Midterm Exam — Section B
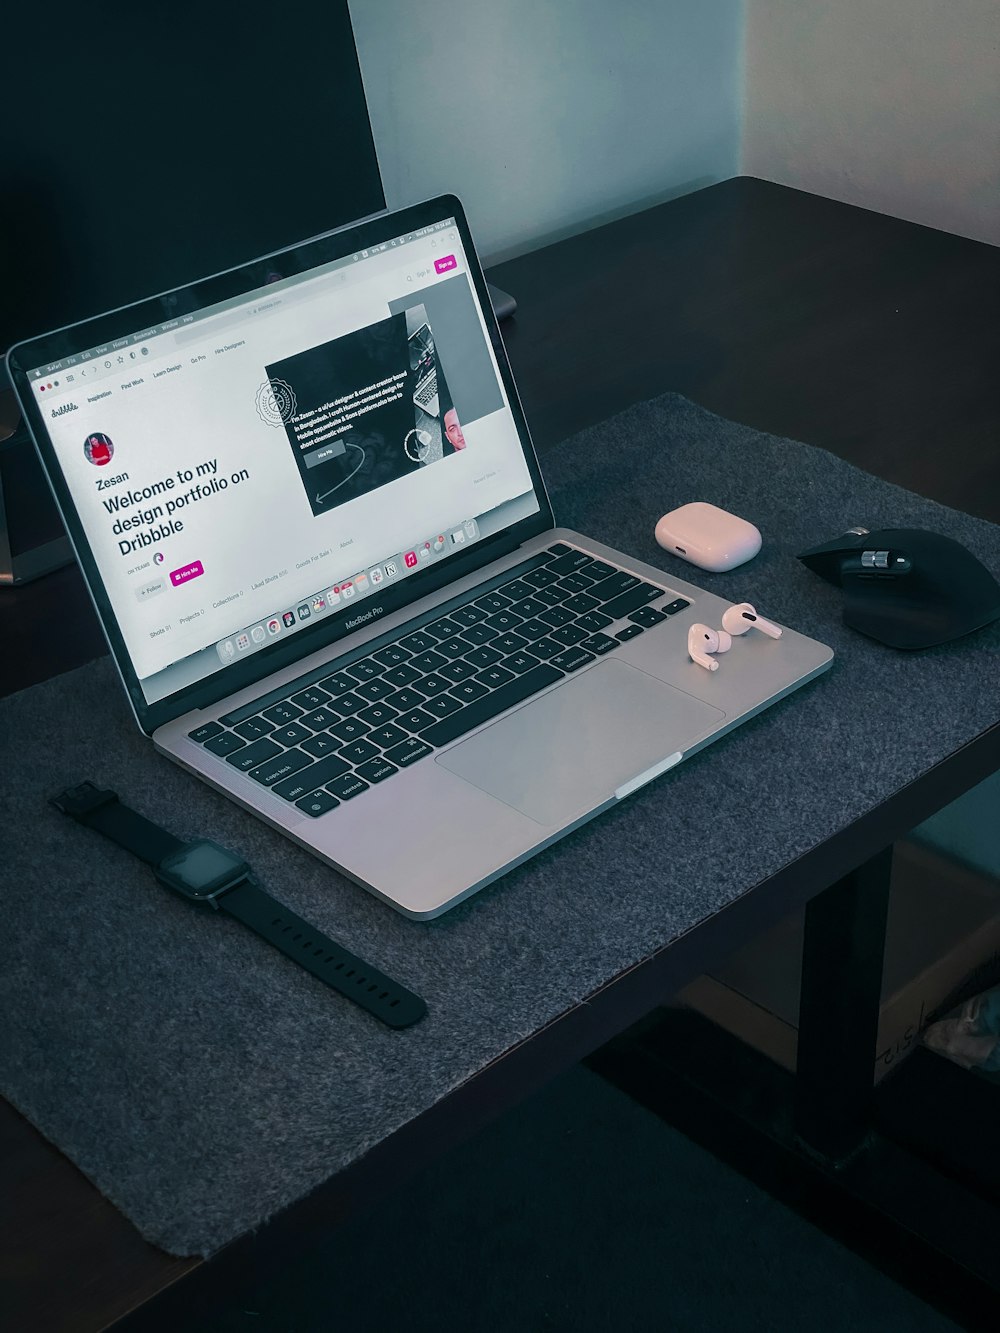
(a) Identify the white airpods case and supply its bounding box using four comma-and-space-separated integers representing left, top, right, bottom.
654, 502, 762, 572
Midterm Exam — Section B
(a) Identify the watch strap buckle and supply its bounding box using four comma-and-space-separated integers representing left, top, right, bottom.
51, 781, 119, 819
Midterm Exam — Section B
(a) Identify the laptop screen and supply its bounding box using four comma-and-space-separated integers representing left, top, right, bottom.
11, 201, 546, 721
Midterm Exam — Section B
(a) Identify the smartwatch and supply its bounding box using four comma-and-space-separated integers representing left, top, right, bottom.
51, 782, 426, 1029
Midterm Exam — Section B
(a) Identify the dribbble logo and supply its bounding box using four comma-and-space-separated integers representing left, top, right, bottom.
51, 401, 79, 417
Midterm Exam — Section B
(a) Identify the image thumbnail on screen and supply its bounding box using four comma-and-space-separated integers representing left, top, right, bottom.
262, 305, 462, 518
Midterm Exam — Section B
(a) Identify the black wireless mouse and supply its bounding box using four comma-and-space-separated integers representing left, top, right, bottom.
797, 527, 1000, 649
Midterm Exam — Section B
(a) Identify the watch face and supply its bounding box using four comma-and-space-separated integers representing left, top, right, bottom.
157, 840, 250, 899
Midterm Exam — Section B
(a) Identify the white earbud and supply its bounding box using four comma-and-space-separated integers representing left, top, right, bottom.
688, 623, 732, 671
720, 602, 783, 639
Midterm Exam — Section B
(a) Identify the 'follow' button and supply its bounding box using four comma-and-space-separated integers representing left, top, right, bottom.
170, 560, 204, 587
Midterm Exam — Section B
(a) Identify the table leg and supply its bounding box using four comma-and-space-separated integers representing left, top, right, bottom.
794, 845, 893, 1166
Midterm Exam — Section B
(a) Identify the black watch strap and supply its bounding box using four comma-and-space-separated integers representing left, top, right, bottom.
52, 782, 426, 1029
54, 782, 187, 865
220, 880, 426, 1028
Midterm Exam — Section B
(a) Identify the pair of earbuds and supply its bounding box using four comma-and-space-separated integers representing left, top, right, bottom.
688, 602, 782, 671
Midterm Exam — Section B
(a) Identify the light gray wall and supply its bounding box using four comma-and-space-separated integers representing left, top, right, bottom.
353, 1, 999, 259
349, 0, 744, 263
744, 0, 1000, 246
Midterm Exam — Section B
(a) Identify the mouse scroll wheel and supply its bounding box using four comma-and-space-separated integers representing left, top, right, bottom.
861, 550, 891, 569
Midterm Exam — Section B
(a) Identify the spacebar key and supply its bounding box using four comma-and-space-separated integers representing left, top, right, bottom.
420, 664, 563, 747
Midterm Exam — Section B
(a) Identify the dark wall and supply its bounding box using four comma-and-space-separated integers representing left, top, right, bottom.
1, 1, 384, 353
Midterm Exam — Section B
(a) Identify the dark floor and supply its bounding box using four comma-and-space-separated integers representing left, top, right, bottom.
184, 1064, 960, 1333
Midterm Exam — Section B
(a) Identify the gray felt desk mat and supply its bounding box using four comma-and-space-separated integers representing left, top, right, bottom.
2, 394, 999, 1257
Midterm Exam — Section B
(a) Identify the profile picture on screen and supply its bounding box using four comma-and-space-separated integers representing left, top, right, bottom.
84, 433, 114, 466
439, 385, 466, 451
444, 410, 465, 449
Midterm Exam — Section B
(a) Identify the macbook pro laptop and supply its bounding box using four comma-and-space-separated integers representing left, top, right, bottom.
408, 321, 440, 419
8, 195, 833, 919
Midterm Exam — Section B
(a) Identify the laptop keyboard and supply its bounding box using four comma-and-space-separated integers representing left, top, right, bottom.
413, 374, 438, 411
187, 544, 690, 818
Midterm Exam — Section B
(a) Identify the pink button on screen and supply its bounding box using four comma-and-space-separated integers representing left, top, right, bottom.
170, 560, 204, 586
434, 254, 457, 274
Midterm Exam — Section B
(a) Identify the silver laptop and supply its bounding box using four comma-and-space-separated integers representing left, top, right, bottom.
408, 321, 440, 419
8, 195, 833, 919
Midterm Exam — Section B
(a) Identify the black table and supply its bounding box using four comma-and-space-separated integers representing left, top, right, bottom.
3, 177, 1000, 1331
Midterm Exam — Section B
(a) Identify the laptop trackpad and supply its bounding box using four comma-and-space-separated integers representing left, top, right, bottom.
436, 659, 725, 827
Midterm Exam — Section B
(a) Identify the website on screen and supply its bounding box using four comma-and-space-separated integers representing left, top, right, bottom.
33, 224, 539, 699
